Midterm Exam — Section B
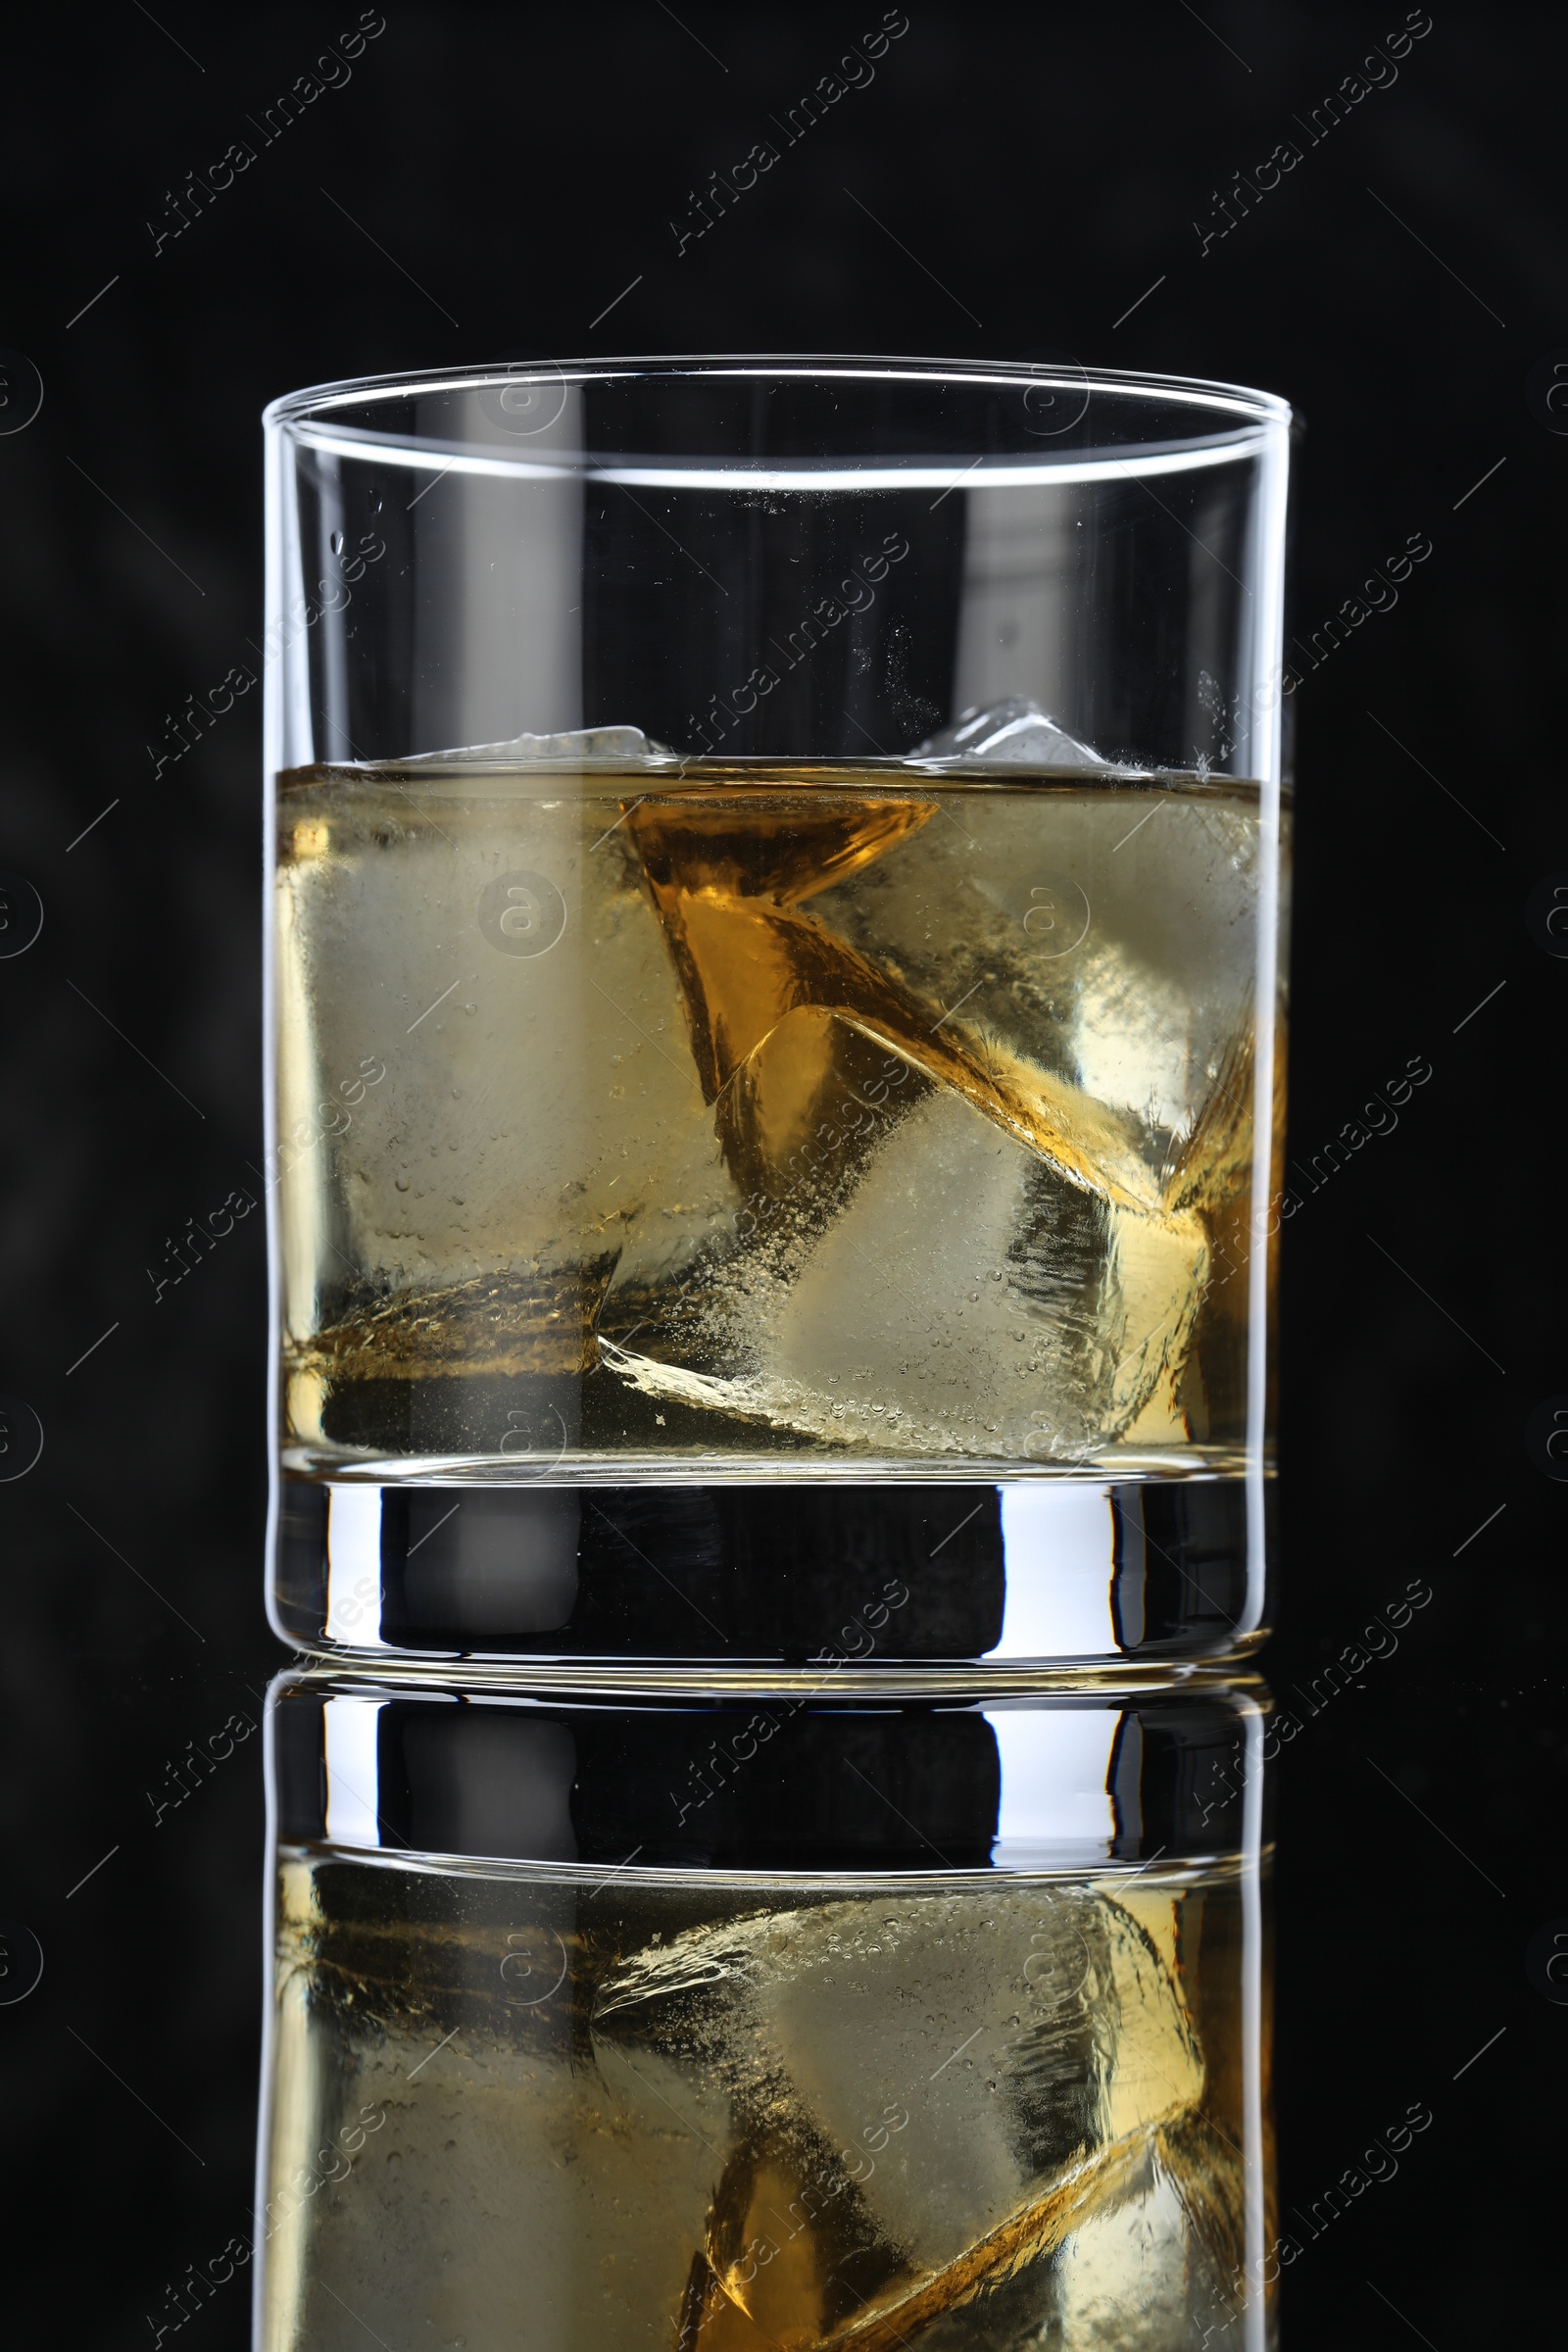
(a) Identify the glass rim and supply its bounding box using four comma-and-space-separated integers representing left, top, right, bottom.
263, 351, 1292, 434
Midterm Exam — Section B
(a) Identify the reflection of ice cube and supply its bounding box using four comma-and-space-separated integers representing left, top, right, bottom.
914, 697, 1104, 769
592, 1883, 1207, 2346
1047, 2158, 1201, 2351
944, 2132, 1236, 2352
394, 721, 670, 765
279, 1931, 724, 2351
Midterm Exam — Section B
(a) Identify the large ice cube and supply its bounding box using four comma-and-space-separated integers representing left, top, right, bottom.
598, 1016, 1207, 1460
591, 1883, 1209, 2350
276, 761, 725, 1355
802, 774, 1261, 1170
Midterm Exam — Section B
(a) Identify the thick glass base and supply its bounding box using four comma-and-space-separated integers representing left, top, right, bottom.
269, 1473, 1270, 1671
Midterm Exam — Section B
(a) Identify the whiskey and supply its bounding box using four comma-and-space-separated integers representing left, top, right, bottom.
257, 1847, 1271, 2350
273, 760, 1282, 1476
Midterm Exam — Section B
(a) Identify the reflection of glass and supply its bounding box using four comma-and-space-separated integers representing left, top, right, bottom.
255, 1675, 1275, 2349
263, 363, 1291, 1659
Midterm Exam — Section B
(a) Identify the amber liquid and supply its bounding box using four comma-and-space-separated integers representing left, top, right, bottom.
272, 762, 1283, 1476
258, 1850, 1273, 2350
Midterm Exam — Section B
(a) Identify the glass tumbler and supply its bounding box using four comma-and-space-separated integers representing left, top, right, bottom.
263, 358, 1292, 1662
254, 1670, 1276, 2352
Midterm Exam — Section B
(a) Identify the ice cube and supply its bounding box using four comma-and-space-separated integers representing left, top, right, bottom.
913, 697, 1106, 770
276, 750, 740, 1410
394, 722, 672, 765
761, 1070, 1206, 1459
799, 775, 1262, 1171
599, 1026, 1207, 1460
1015, 2131, 1238, 2352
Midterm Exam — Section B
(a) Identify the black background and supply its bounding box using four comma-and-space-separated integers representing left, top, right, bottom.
1, 3, 1562, 2342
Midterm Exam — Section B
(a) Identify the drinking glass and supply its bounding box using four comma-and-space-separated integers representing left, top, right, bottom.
254, 1670, 1276, 2351
263, 359, 1292, 1662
